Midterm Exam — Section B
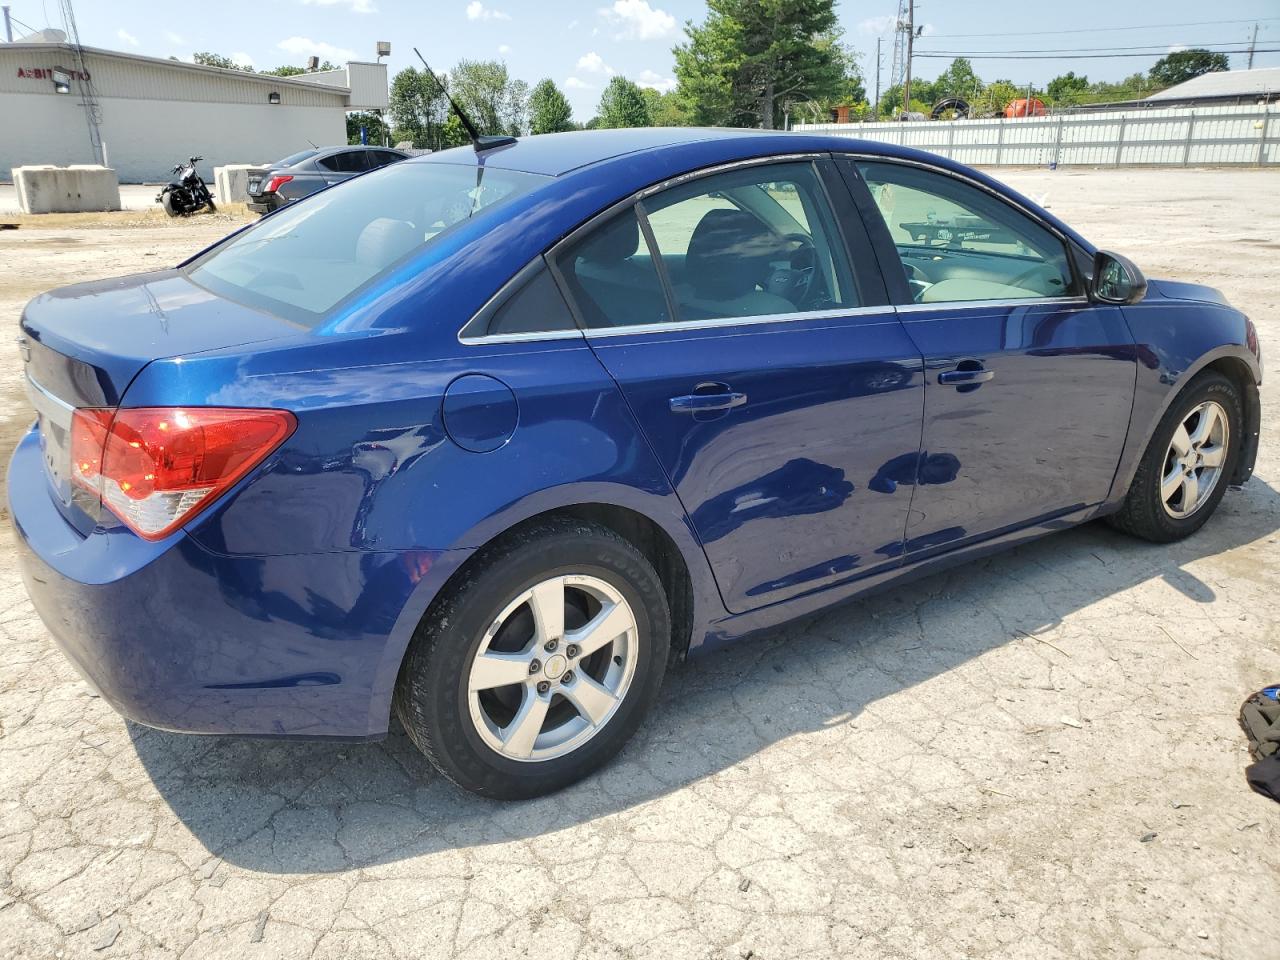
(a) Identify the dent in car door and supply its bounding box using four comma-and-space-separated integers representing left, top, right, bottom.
554, 158, 926, 613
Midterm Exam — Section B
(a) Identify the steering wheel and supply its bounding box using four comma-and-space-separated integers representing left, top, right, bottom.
770, 232, 819, 306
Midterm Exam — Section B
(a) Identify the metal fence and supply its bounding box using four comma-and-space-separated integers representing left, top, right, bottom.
793, 103, 1280, 167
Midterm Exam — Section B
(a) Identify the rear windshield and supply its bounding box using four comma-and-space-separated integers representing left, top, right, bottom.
188, 162, 547, 324
274, 149, 318, 167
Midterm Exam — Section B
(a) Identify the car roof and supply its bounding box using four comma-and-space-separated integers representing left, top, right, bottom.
405, 126, 1091, 254
414, 127, 799, 177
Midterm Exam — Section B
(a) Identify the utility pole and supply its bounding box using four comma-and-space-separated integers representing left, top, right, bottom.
1247, 22, 1259, 70
3, 6, 13, 43
903, 0, 915, 120
874, 36, 882, 120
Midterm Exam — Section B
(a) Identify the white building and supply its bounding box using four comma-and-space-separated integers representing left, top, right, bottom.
0, 42, 388, 182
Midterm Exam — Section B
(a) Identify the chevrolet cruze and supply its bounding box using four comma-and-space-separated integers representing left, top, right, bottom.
11, 129, 1261, 798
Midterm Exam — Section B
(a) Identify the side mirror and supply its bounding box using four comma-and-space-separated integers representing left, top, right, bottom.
1089, 250, 1147, 305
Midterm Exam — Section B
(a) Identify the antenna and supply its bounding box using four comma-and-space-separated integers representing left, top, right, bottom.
412, 47, 517, 152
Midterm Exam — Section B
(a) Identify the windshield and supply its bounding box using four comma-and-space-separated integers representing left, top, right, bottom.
274, 149, 319, 168
188, 162, 548, 324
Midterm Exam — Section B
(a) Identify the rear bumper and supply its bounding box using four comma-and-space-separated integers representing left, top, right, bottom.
247, 195, 284, 215
9, 426, 454, 739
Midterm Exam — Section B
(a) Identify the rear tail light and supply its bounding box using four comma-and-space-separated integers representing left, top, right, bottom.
263, 174, 293, 194
70, 407, 296, 540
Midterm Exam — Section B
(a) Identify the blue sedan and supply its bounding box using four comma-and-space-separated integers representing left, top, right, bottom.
10, 128, 1262, 798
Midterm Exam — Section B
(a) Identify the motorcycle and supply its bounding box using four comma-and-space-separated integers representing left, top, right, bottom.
156, 157, 217, 216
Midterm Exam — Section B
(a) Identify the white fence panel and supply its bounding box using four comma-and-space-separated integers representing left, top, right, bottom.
794, 103, 1277, 167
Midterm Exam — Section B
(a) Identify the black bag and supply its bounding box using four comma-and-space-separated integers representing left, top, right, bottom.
1239, 686, 1280, 803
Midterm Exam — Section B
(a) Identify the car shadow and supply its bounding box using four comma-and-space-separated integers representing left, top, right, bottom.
129, 477, 1280, 874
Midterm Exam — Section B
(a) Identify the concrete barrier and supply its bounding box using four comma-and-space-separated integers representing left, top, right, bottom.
13, 165, 122, 214
213, 164, 268, 205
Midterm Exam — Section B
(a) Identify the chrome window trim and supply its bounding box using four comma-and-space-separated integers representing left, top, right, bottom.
457, 255, 585, 346
460, 327, 585, 346
896, 295, 1090, 315
581, 304, 895, 339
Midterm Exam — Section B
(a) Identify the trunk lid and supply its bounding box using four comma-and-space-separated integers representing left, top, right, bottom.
20, 269, 304, 530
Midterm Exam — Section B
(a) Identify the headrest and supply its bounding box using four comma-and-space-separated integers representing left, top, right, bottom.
580, 214, 640, 265
355, 217, 420, 268
685, 209, 778, 299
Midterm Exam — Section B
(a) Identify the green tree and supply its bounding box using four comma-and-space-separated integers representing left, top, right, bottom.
528, 79, 575, 134
673, 0, 845, 129
982, 79, 1022, 115
263, 61, 339, 77
932, 57, 980, 102
1149, 48, 1229, 88
450, 59, 529, 137
193, 52, 253, 72
1047, 70, 1090, 105
641, 87, 693, 126
388, 66, 450, 149
346, 111, 389, 145
597, 76, 653, 128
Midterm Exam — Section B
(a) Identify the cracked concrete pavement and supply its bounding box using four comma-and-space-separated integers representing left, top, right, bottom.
0, 168, 1277, 959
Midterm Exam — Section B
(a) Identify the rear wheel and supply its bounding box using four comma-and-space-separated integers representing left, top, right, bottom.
1107, 371, 1242, 542
393, 519, 670, 799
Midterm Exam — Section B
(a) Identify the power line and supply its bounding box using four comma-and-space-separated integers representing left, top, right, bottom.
915, 48, 1280, 60
924, 17, 1280, 39
919, 40, 1271, 55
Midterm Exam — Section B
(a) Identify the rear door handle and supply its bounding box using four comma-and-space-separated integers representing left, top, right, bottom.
669, 390, 747, 413
938, 361, 995, 386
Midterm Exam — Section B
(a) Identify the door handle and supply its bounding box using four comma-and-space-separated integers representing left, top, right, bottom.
938, 361, 995, 386
669, 390, 747, 413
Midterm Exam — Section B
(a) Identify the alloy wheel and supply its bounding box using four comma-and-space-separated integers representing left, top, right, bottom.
466, 574, 639, 762
1160, 399, 1229, 520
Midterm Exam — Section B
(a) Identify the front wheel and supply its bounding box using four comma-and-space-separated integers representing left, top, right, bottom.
394, 519, 671, 799
204, 197, 217, 213
1107, 370, 1242, 542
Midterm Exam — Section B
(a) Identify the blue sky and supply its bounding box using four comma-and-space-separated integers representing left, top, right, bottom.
12, 0, 1280, 119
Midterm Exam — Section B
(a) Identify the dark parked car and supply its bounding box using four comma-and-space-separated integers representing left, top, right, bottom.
12, 129, 1262, 799
246, 145, 409, 213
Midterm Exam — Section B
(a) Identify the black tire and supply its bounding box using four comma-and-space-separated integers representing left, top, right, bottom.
160, 192, 181, 217
205, 198, 217, 214
393, 518, 671, 799
1106, 371, 1242, 542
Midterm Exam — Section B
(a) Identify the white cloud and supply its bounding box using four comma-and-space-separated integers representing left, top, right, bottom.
635, 69, 676, 93
565, 76, 592, 90
230, 52, 255, 70
116, 28, 139, 47
599, 0, 675, 40
276, 36, 357, 62
1168, 43, 1188, 53
498, 44, 511, 54
466, 1, 510, 20
858, 15, 896, 34
576, 51, 615, 75
568, 18, 580, 29
300, 0, 376, 11
164, 30, 185, 45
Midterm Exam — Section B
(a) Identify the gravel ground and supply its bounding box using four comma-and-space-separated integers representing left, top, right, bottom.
0, 168, 1277, 960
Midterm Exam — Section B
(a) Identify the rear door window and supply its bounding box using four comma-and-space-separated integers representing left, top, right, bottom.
641, 161, 859, 321
553, 208, 672, 329
318, 151, 370, 174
